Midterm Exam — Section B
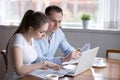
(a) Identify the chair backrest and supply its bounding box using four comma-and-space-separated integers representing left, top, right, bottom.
1, 50, 8, 72
106, 49, 120, 60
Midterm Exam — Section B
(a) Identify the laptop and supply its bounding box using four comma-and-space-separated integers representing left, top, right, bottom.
63, 47, 100, 76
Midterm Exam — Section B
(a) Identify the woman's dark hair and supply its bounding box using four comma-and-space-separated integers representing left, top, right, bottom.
45, 5, 63, 16
14, 9, 48, 34
6, 10, 48, 53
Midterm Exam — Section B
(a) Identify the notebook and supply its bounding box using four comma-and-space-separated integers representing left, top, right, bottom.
63, 47, 100, 76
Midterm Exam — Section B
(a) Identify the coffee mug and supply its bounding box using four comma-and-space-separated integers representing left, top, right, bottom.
46, 74, 59, 80
95, 58, 104, 65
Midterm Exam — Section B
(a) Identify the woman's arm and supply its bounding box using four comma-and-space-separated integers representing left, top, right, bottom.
12, 46, 60, 76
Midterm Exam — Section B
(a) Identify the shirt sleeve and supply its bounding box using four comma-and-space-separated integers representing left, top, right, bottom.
11, 34, 24, 49
58, 29, 75, 56
33, 40, 62, 65
59, 39, 75, 56
35, 56, 62, 65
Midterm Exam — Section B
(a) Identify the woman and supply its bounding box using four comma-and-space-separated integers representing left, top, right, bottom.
5, 10, 60, 80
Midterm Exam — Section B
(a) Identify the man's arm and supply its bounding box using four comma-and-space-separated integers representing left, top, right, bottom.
58, 29, 81, 60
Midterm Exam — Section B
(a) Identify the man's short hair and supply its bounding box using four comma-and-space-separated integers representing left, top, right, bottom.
45, 5, 63, 16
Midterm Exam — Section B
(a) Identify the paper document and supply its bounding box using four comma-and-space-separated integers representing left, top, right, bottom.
80, 43, 90, 52
30, 68, 71, 79
62, 43, 90, 65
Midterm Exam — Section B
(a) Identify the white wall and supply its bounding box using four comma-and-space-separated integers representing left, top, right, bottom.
61, 28, 120, 57
0, 26, 120, 79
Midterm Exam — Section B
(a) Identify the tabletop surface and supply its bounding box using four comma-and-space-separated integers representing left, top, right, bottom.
18, 58, 120, 80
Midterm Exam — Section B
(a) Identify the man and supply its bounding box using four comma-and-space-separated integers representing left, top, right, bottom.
34, 5, 81, 65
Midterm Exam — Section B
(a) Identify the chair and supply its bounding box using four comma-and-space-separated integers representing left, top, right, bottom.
1, 50, 8, 72
106, 49, 120, 59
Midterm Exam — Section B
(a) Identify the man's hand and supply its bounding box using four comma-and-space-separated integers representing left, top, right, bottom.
61, 49, 81, 63
71, 49, 81, 59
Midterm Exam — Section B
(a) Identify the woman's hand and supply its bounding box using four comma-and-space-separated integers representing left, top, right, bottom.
39, 62, 48, 70
45, 61, 60, 71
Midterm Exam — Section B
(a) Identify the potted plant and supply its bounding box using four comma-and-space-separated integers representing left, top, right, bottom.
81, 13, 91, 29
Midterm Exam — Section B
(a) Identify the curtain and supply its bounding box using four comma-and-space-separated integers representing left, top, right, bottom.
97, 0, 120, 30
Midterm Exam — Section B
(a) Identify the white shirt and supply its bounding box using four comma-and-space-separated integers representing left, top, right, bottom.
6, 33, 38, 80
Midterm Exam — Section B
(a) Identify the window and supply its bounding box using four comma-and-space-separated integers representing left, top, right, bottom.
0, 0, 98, 27
0, 0, 119, 30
